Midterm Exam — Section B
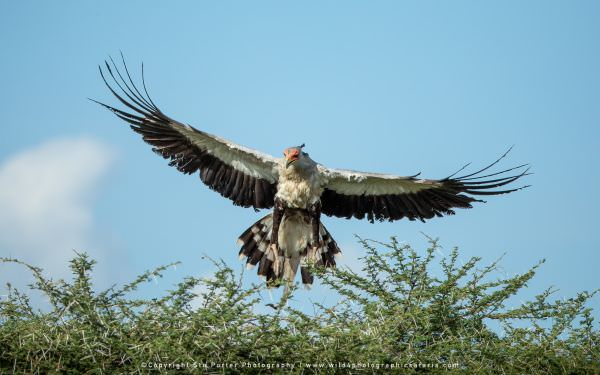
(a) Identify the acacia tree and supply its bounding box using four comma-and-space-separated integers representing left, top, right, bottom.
1, 237, 598, 374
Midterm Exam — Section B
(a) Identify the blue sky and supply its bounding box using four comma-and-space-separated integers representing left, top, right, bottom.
1, 2, 598, 316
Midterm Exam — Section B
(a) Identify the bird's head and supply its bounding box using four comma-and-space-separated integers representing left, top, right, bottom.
283, 143, 311, 169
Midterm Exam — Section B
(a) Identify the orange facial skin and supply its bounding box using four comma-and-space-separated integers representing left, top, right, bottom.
284, 148, 300, 168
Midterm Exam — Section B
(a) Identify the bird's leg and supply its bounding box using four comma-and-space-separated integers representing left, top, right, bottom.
269, 199, 286, 277
307, 202, 322, 265
269, 243, 285, 277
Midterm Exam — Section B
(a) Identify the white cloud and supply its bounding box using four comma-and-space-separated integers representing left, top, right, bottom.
0, 137, 114, 282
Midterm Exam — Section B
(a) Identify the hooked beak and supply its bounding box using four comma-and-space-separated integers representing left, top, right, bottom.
285, 157, 298, 168
284, 147, 301, 168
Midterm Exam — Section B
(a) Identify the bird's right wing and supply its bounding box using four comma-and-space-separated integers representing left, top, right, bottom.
93, 57, 280, 209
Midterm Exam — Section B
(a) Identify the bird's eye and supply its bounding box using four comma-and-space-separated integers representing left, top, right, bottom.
303, 152, 309, 156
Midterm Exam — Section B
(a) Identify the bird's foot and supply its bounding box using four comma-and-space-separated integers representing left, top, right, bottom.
269, 244, 284, 277
307, 245, 321, 265
267, 243, 278, 262
273, 256, 284, 277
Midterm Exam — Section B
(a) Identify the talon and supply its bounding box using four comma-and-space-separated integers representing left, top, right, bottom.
267, 243, 278, 262
273, 255, 284, 277
269, 243, 284, 276
307, 245, 320, 264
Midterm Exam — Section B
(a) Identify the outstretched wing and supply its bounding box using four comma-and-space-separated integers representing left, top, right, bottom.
318, 149, 530, 222
93, 57, 279, 209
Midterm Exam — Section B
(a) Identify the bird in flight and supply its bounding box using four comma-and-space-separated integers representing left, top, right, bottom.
93, 57, 529, 289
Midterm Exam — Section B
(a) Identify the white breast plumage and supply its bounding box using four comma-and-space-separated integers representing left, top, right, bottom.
276, 168, 323, 208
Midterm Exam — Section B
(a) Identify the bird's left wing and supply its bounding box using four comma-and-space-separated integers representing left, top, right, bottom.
318, 151, 529, 222
93, 58, 279, 209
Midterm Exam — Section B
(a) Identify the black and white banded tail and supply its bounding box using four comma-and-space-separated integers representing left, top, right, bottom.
237, 214, 341, 287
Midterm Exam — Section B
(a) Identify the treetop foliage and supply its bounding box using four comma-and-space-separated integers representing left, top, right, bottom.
1, 237, 598, 374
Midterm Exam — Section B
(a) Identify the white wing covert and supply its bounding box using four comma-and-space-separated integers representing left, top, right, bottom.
318, 153, 529, 222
